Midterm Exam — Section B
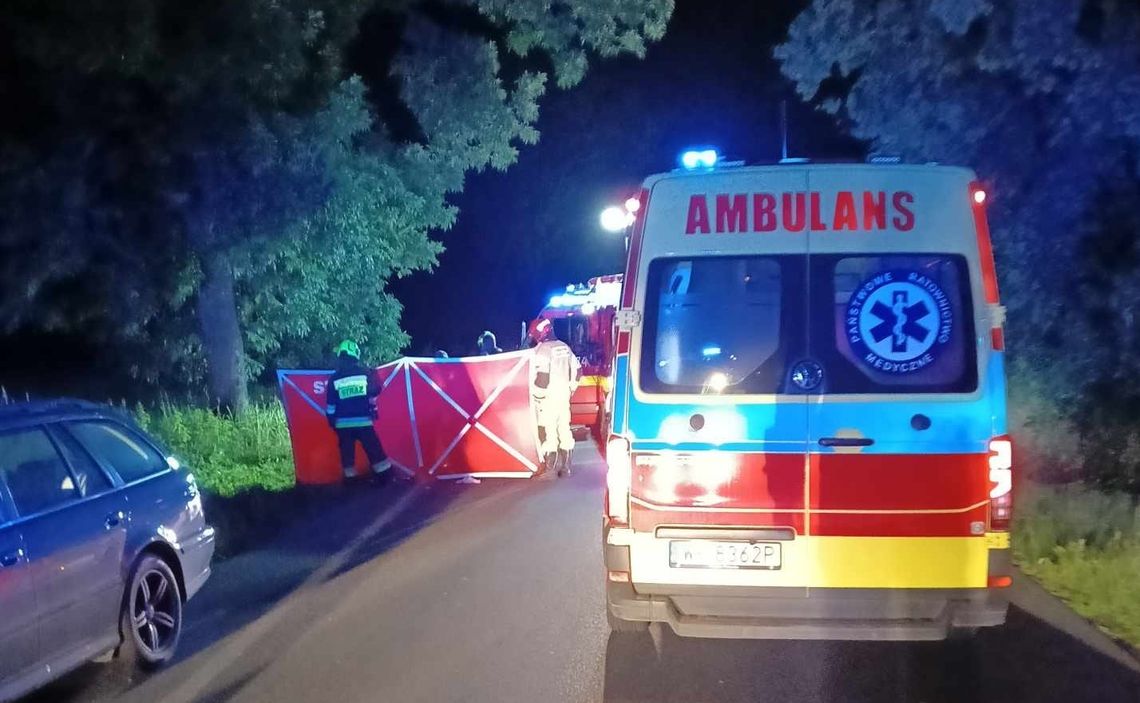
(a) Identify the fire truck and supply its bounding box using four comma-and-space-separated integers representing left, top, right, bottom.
529, 274, 622, 441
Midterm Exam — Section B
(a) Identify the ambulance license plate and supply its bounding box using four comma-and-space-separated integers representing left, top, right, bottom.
669, 540, 782, 570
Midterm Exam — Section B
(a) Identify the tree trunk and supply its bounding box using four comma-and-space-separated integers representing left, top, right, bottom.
197, 249, 248, 414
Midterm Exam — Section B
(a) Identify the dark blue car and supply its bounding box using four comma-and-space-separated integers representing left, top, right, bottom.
0, 400, 215, 701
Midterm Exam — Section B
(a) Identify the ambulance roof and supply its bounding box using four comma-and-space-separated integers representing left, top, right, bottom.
641, 162, 975, 189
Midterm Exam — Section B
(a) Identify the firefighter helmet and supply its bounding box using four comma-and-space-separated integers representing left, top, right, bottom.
335, 339, 361, 359
528, 318, 553, 343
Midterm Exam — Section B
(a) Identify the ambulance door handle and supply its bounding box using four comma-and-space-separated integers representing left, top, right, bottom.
818, 437, 874, 448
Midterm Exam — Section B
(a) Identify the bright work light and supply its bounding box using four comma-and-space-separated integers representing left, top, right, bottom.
600, 205, 631, 232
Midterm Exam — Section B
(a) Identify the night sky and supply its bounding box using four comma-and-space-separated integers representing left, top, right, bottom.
390, 0, 862, 357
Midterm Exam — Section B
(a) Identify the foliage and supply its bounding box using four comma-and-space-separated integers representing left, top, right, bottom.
1027, 543, 1140, 648
775, 0, 1140, 493
0, 0, 673, 407
464, 0, 672, 88
135, 401, 295, 497
1014, 483, 1139, 563
1015, 483, 1140, 647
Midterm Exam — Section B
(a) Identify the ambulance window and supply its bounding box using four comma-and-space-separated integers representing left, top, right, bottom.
642, 256, 796, 393
817, 254, 977, 393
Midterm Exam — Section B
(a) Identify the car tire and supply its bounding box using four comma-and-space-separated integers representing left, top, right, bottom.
607, 608, 650, 634
118, 554, 183, 669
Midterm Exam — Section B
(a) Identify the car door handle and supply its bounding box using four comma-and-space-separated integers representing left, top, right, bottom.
818, 437, 874, 447
105, 511, 125, 529
0, 549, 24, 567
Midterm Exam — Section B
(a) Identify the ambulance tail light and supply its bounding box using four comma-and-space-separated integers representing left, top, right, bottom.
605, 437, 631, 527
988, 435, 1013, 531
969, 180, 1005, 350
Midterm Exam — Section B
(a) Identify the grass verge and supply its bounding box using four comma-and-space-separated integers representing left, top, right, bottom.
135, 402, 295, 497
135, 401, 304, 557
1015, 483, 1140, 650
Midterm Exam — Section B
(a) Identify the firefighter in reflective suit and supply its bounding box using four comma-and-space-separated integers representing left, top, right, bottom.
326, 339, 392, 480
528, 318, 581, 477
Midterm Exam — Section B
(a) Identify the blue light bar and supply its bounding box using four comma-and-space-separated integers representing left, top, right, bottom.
681, 148, 719, 170
702, 345, 722, 357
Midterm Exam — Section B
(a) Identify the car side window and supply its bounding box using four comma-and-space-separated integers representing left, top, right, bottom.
51, 429, 114, 497
0, 428, 80, 516
69, 421, 166, 484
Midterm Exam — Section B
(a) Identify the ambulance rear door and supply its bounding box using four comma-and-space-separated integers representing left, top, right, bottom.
627, 167, 812, 548
801, 166, 991, 588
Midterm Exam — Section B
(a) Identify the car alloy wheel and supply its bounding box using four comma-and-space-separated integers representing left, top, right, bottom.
123, 555, 182, 667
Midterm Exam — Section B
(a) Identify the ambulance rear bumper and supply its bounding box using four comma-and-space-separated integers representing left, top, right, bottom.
604, 540, 1008, 641
607, 580, 1006, 640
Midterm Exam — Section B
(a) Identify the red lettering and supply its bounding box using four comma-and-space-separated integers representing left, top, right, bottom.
863, 191, 887, 229
753, 193, 777, 232
685, 195, 710, 234
782, 193, 805, 232
892, 191, 915, 231
715, 194, 748, 233
832, 191, 858, 230
810, 192, 827, 230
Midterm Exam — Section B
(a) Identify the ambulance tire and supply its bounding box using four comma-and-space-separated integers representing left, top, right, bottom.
607, 609, 650, 634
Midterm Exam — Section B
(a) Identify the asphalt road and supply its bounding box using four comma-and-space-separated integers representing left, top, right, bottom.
27, 443, 1140, 703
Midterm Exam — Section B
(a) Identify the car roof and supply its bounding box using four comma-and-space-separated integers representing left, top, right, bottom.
0, 398, 132, 431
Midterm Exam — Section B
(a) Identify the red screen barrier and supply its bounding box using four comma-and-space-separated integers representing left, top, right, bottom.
278, 351, 540, 484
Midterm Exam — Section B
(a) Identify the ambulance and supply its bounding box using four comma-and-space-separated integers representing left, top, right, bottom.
602, 156, 1012, 640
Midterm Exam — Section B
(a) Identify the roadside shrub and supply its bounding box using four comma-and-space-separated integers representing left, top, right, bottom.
1015, 483, 1140, 648
1028, 538, 1140, 647
136, 402, 295, 497
1014, 483, 1140, 565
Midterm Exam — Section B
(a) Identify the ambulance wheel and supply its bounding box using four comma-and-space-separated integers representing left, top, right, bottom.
607, 609, 650, 634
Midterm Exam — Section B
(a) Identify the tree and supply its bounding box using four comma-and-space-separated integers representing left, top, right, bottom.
0, 0, 673, 410
775, 0, 1140, 487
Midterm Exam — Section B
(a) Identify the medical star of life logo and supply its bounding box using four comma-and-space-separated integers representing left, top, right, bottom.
845, 270, 954, 375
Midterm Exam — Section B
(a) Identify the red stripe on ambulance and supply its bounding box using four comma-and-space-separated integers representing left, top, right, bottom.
810, 453, 989, 512
810, 506, 989, 537
632, 507, 807, 534
628, 451, 989, 538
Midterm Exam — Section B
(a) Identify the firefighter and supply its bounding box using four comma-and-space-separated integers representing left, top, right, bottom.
528, 318, 580, 477
477, 330, 502, 355
326, 339, 392, 480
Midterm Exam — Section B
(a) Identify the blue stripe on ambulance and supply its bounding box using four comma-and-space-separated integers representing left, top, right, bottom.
619, 352, 1006, 454
612, 354, 629, 436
